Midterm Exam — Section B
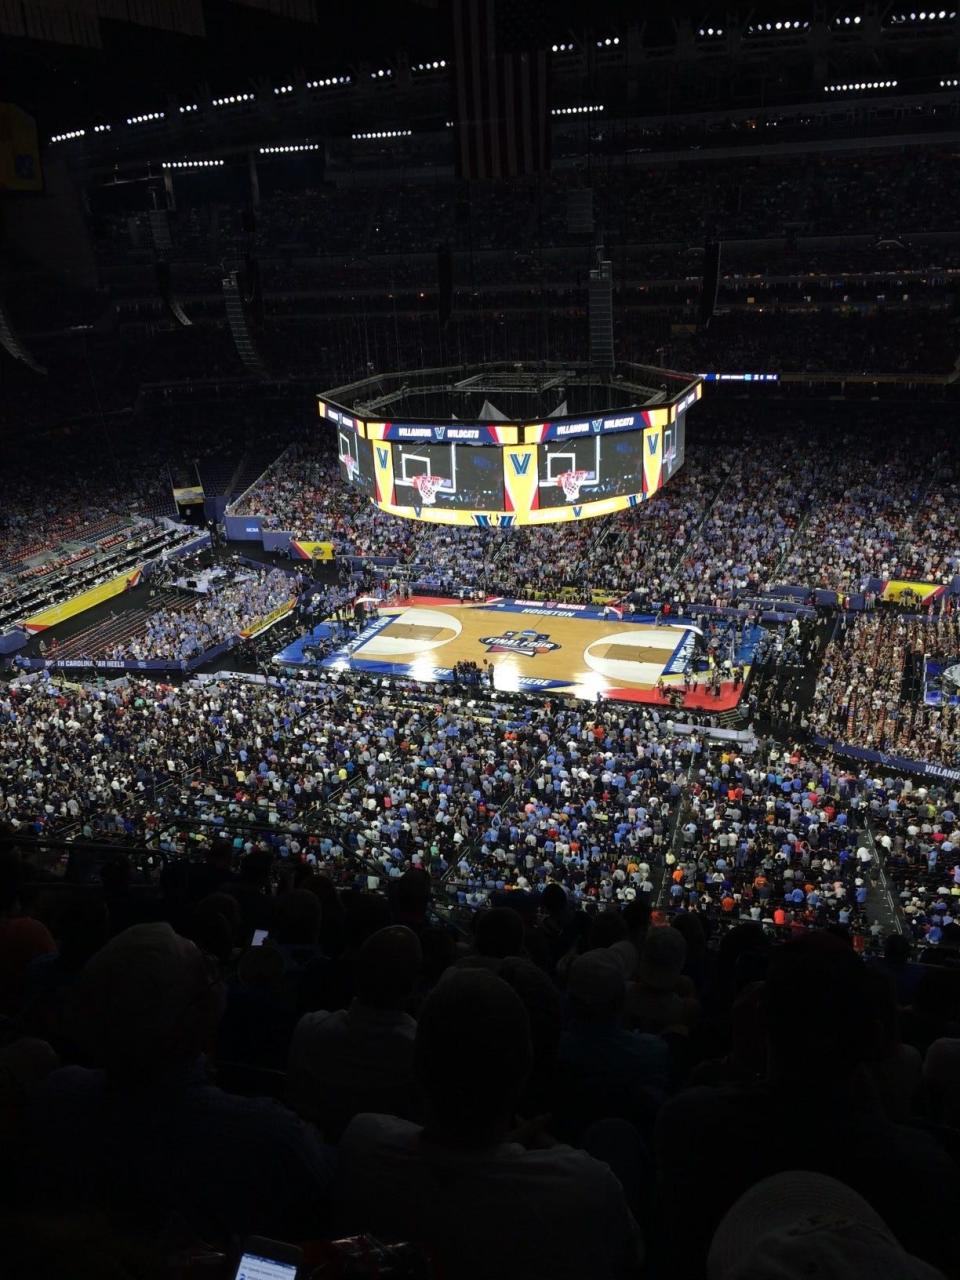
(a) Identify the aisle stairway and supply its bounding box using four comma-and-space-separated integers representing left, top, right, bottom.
52, 590, 197, 661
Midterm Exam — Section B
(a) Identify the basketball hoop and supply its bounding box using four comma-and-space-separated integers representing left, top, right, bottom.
343, 454, 359, 483
411, 474, 446, 506
557, 469, 589, 503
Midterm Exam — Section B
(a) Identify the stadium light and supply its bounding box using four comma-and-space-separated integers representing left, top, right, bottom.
942, 77, 960, 85
746, 19, 809, 31
259, 144, 321, 153
127, 112, 165, 125
551, 42, 576, 51
50, 129, 86, 142
595, 36, 620, 46
92, 124, 111, 133
162, 159, 225, 168
551, 104, 605, 115
370, 68, 394, 79
824, 79, 899, 91
697, 27, 724, 36
306, 75, 351, 88
352, 129, 412, 139
889, 6, 954, 16
179, 104, 198, 113
212, 93, 255, 106
274, 85, 294, 94
412, 60, 447, 71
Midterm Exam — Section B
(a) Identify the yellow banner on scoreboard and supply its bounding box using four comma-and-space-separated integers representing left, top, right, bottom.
503, 445, 539, 515
372, 441, 396, 506
23, 567, 142, 633
374, 488, 649, 527
642, 425, 663, 497
880, 579, 944, 605
291, 540, 335, 561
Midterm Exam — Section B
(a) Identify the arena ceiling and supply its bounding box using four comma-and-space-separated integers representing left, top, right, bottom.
0, 0, 746, 122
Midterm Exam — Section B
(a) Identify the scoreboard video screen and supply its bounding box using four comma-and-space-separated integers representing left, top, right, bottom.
319, 382, 700, 526
536, 430, 652, 508
663, 411, 686, 484
336, 427, 375, 496
391, 440, 504, 510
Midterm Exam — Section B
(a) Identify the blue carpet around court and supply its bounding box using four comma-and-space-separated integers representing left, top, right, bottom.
273, 623, 335, 666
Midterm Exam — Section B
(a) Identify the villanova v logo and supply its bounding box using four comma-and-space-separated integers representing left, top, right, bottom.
510, 452, 532, 476
376, 447, 389, 468
647, 435, 659, 455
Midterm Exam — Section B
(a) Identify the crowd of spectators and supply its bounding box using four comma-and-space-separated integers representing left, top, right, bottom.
97, 145, 960, 267
4, 792, 960, 1276
231, 410, 960, 612
672, 741, 878, 938
107, 569, 297, 663
812, 611, 960, 769
10, 97, 960, 1280
878, 780, 960, 952
0, 670, 536, 875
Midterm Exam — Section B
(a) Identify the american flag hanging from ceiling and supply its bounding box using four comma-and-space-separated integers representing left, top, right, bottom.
451, 0, 551, 181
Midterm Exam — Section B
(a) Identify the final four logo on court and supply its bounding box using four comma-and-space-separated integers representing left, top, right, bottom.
478, 629, 560, 658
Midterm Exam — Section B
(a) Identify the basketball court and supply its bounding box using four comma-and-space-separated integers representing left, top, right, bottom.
311, 598, 754, 707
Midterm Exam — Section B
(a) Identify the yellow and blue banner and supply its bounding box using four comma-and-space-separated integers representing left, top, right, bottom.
372, 442, 396, 506
503, 444, 540, 515
24, 567, 142, 633
291, 540, 335, 561
880, 580, 945, 605
239, 599, 295, 639
642, 425, 663, 496
172, 485, 204, 505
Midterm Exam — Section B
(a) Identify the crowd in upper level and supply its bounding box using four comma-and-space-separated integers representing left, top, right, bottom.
96, 146, 960, 266
812, 612, 960, 769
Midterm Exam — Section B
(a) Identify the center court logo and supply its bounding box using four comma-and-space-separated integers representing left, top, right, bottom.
479, 629, 560, 658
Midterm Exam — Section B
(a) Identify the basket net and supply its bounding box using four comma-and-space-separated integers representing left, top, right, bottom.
412, 473, 445, 505
557, 470, 590, 503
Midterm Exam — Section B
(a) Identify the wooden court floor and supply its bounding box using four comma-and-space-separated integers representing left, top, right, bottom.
349, 603, 696, 698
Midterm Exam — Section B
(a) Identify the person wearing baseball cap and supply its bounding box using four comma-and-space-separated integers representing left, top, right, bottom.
708, 1171, 944, 1280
